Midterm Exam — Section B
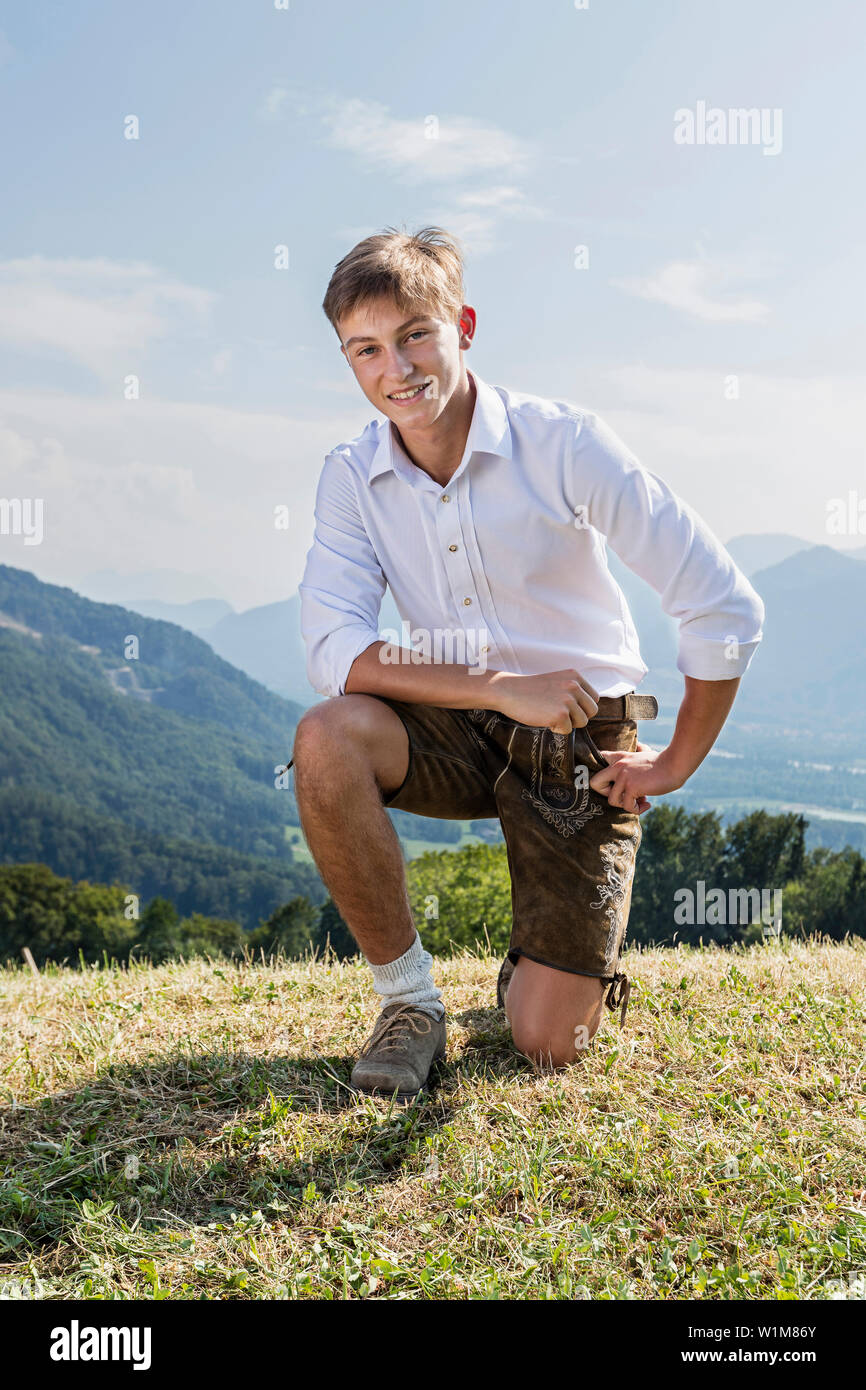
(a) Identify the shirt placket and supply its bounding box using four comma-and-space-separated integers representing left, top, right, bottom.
434, 471, 520, 680
434, 476, 488, 668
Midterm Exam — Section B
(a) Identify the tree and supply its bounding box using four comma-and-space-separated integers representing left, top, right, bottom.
406, 842, 512, 954
629, 805, 727, 946
316, 898, 359, 960
248, 895, 319, 958
135, 896, 183, 964
782, 846, 866, 940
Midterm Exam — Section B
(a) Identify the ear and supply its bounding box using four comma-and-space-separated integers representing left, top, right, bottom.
458, 304, 477, 346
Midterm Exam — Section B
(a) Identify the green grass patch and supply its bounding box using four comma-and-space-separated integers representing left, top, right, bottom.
1, 940, 864, 1300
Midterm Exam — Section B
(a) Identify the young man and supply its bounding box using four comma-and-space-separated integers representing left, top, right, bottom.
288, 225, 764, 1095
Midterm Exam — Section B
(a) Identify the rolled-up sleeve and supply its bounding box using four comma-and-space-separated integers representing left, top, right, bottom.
298, 452, 386, 698
572, 412, 765, 680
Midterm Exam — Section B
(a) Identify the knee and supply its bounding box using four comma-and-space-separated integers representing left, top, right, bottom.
510, 1010, 601, 1070
292, 695, 378, 765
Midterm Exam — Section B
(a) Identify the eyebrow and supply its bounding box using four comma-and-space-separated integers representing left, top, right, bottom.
343, 316, 433, 349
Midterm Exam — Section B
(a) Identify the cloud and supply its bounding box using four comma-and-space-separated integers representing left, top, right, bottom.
612, 258, 769, 323
287, 91, 543, 252
318, 97, 532, 185
5, 361, 862, 611
0, 256, 215, 381
259, 84, 290, 120
266, 91, 543, 252
567, 363, 865, 546
0, 390, 369, 608
415, 185, 546, 256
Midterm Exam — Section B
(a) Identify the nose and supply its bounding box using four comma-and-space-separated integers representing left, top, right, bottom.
381, 347, 415, 382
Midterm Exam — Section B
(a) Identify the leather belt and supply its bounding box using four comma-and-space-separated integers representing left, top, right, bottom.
592, 692, 658, 722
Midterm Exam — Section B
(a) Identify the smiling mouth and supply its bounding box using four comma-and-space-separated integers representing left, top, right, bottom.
387, 382, 429, 400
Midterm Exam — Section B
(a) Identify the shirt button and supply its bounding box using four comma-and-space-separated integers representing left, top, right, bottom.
481, 646, 489, 653
463, 597, 472, 606
448, 544, 458, 552
441, 494, 450, 503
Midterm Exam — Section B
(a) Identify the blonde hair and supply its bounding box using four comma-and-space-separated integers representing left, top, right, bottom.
322, 224, 466, 340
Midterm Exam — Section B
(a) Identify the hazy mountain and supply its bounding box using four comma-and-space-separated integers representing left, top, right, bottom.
607, 541, 866, 733
199, 596, 311, 705
722, 533, 813, 577
199, 588, 407, 707
737, 545, 866, 722
124, 597, 234, 632
78, 568, 228, 605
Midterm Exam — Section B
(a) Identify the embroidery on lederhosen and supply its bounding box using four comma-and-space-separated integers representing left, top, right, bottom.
547, 730, 568, 778
590, 836, 639, 973
464, 707, 502, 753
518, 726, 603, 838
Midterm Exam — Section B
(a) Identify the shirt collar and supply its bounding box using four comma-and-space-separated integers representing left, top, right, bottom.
367, 367, 512, 485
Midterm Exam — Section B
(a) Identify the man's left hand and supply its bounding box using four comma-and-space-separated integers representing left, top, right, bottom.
588, 741, 685, 814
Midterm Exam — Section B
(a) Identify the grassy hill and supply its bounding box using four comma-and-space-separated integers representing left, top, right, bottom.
1, 940, 864, 1299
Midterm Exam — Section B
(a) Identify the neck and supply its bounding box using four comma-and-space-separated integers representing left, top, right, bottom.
393, 369, 476, 488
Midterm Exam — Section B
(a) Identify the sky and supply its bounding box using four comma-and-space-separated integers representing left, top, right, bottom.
1, 0, 864, 610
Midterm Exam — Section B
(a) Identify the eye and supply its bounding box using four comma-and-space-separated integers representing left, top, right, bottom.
356, 329, 427, 359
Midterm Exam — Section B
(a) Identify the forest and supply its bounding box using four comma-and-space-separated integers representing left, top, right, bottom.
2, 806, 862, 968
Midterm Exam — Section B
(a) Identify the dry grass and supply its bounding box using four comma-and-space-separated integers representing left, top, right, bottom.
1, 938, 864, 1300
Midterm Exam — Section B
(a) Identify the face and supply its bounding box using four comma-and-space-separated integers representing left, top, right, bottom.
338, 297, 476, 427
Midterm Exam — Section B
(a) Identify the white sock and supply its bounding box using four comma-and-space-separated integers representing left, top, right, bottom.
368, 930, 444, 1020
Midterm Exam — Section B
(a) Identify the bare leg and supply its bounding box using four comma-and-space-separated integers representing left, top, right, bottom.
291, 695, 416, 964
506, 957, 606, 1068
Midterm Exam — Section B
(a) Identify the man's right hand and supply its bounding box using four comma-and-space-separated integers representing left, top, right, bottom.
488, 669, 600, 733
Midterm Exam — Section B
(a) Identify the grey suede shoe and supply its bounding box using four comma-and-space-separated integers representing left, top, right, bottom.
350, 1002, 447, 1097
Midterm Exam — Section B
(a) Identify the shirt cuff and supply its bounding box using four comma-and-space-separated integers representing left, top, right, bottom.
315, 630, 383, 698
677, 630, 762, 680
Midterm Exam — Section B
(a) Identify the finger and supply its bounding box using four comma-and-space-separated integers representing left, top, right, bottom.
564, 692, 589, 730
595, 771, 625, 805
568, 681, 598, 722
610, 780, 644, 812
609, 783, 630, 809
589, 765, 617, 793
573, 672, 600, 704
549, 701, 575, 735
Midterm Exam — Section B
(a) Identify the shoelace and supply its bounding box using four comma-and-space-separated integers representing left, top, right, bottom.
359, 1002, 435, 1057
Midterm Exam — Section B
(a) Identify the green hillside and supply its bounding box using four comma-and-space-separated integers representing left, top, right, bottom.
0, 566, 316, 922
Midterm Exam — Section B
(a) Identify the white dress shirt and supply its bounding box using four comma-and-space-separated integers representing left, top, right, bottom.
299, 367, 764, 700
